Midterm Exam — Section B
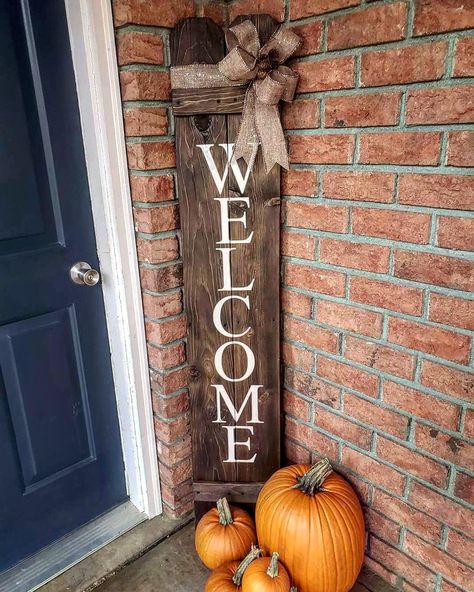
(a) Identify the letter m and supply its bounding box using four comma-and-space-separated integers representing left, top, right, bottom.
211, 384, 264, 424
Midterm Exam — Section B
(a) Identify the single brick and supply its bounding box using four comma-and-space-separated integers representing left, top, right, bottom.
285, 201, 349, 232
292, 22, 323, 57
372, 489, 442, 543
359, 131, 441, 165
361, 42, 447, 86
285, 262, 346, 297
154, 413, 190, 444
420, 359, 474, 402
281, 288, 312, 318
394, 250, 474, 292
130, 175, 174, 202
316, 299, 383, 338
413, 0, 474, 35
416, 424, 472, 470
350, 276, 424, 315
116, 31, 164, 66
290, 0, 359, 19
352, 208, 431, 244
342, 447, 405, 495
464, 408, 474, 438
151, 366, 188, 397
283, 99, 320, 129
454, 37, 474, 77
281, 169, 318, 196
344, 392, 409, 438
136, 236, 179, 264
323, 171, 395, 203
388, 316, 471, 364
441, 581, 465, 592
383, 380, 461, 431
324, 92, 401, 128
285, 367, 341, 408
142, 291, 182, 320
404, 532, 474, 590
145, 315, 187, 345
370, 537, 437, 591
293, 56, 355, 93
158, 456, 192, 486
286, 417, 339, 460
133, 204, 179, 233
447, 131, 474, 167
365, 508, 400, 544
328, 2, 407, 50
195, 1, 226, 25
446, 529, 474, 568
229, 0, 285, 22
119, 70, 171, 101
127, 141, 176, 170
282, 342, 313, 372
315, 405, 372, 449
281, 231, 317, 260
124, 107, 168, 137
289, 134, 355, 165
454, 471, 474, 505
428, 293, 474, 332
148, 341, 186, 371
438, 216, 474, 251
406, 86, 474, 125
153, 389, 189, 418
344, 336, 416, 380
285, 439, 311, 464
319, 238, 390, 273
139, 263, 183, 292
398, 173, 474, 211
317, 356, 379, 397
284, 315, 339, 353
283, 390, 310, 422
156, 436, 191, 469
113, 0, 194, 27
377, 436, 449, 488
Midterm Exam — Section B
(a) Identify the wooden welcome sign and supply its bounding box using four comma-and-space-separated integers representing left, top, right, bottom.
170, 15, 282, 517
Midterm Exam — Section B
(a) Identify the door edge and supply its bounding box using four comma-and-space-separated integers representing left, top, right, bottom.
64, 0, 162, 518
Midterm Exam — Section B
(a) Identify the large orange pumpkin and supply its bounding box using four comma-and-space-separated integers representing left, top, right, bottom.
205, 546, 261, 592
256, 458, 365, 592
196, 498, 257, 569
242, 552, 291, 592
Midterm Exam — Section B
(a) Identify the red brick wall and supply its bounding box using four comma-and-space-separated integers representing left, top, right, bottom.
112, 0, 474, 588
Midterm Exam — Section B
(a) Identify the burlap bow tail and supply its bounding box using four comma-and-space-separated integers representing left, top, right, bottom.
171, 20, 301, 173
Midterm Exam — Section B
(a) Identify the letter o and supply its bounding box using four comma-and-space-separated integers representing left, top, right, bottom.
215, 341, 255, 382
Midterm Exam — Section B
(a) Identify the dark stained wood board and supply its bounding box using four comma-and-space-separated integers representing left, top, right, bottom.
171, 15, 281, 520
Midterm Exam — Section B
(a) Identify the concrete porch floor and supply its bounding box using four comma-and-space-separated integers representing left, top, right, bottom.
93, 524, 398, 592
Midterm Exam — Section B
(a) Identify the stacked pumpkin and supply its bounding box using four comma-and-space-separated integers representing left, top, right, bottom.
195, 458, 365, 592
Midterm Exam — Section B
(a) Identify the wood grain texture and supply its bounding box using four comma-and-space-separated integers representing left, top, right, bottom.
173, 86, 246, 115
193, 481, 264, 502
171, 15, 281, 520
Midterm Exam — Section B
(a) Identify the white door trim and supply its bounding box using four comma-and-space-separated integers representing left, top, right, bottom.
65, 0, 161, 518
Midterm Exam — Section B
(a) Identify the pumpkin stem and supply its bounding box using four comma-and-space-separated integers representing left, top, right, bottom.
232, 545, 261, 586
294, 457, 333, 495
266, 552, 280, 578
216, 497, 233, 526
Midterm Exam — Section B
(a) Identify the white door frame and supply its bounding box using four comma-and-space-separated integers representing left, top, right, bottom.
64, 0, 161, 518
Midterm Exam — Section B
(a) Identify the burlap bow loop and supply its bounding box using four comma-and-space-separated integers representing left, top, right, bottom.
170, 19, 301, 174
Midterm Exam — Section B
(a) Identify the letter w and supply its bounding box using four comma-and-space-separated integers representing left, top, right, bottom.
212, 384, 264, 424
196, 143, 258, 195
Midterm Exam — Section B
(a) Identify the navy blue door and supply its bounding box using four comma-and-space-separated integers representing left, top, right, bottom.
0, 0, 127, 571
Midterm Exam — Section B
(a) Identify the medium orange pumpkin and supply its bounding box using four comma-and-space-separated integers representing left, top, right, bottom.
205, 546, 261, 592
242, 552, 291, 592
256, 458, 365, 592
196, 498, 257, 569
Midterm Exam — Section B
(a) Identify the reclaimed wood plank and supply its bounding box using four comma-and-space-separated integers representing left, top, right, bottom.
173, 86, 246, 115
193, 481, 264, 502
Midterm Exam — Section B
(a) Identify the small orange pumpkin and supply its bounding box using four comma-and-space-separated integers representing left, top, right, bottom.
205, 546, 261, 592
196, 497, 257, 569
242, 552, 291, 592
256, 458, 365, 592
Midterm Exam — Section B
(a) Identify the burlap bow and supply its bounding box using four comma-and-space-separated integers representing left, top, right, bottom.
171, 20, 301, 173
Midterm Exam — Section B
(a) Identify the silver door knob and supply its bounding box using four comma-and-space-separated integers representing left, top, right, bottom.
70, 262, 100, 286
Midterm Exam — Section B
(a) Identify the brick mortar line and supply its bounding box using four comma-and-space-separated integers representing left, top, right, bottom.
283, 161, 474, 174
